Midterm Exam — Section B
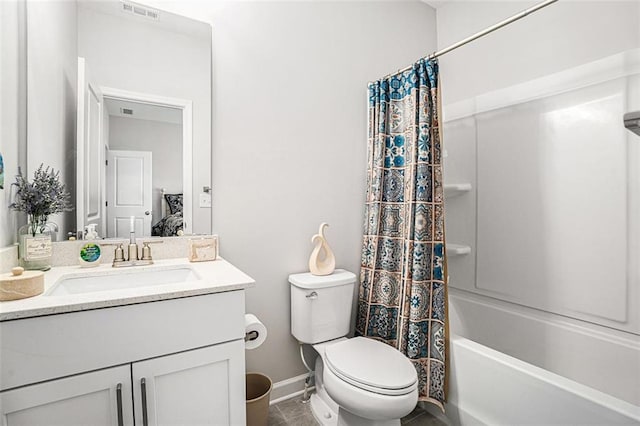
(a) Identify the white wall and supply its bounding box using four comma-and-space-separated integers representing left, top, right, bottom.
77, 2, 212, 234
109, 116, 183, 226
0, 0, 26, 247
25, 0, 77, 238
206, 1, 437, 383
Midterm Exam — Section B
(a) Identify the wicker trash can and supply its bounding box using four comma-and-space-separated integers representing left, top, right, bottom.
246, 373, 272, 426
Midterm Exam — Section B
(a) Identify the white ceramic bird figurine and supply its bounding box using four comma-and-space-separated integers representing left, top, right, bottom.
309, 222, 336, 276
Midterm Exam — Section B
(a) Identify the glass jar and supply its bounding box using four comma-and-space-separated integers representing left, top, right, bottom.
18, 218, 53, 271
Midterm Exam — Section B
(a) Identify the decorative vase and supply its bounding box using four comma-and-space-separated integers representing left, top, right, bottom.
309, 222, 336, 276
18, 216, 53, 271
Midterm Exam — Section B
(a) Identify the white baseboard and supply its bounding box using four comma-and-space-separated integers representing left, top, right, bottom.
269, 373, 315, 405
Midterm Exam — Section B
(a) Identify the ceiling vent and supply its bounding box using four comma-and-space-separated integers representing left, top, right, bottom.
121, 1, 159, 21
121, 108, 134, 115
625, 111, 640, 136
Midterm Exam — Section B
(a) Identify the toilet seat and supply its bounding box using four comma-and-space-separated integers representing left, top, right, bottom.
324, 337, 417, 396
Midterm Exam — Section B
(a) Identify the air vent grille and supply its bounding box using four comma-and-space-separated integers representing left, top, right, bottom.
121, 108, 134, 115
120, 1, 159, 21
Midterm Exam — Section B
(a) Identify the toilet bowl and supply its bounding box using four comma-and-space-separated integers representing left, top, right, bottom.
289, 270, 418, 426
312, 337, 418, 425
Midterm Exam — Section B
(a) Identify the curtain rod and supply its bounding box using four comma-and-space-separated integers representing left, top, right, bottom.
378, 0, 559, 81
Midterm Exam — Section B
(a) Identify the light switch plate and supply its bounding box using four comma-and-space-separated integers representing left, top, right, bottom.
199, 193, 212, 208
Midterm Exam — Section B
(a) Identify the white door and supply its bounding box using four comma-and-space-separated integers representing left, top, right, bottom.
0, 365, 133, 426
106, 150, 152, 238
76, 57, 105, 236
132, 341, 246, 426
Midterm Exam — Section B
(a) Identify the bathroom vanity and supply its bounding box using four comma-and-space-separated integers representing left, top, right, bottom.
0, 258, 254, 425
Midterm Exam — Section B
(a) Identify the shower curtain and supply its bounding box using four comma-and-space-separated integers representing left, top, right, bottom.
356, 58, 448, 410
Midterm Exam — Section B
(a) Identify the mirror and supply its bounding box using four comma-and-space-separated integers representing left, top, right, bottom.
25, 0, 212, 240
101, 97, 187, 239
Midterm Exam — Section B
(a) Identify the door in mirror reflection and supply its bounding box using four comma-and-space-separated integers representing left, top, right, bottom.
76, 57, 105, 237
107, 150, 152, 238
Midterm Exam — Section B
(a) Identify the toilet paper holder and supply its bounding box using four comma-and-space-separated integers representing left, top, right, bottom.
245, 330, 260, 342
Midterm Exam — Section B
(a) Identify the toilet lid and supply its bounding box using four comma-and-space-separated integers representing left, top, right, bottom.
288, 269, 356, 289
324, 337, 417, 395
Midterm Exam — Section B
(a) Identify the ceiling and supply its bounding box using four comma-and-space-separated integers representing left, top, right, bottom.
104, 98, 183, 124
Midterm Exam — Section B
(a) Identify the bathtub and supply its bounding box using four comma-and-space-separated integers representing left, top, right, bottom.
422, 289, 640, 425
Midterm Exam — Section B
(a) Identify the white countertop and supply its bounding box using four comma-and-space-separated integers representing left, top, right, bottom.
0, 257, 255, 321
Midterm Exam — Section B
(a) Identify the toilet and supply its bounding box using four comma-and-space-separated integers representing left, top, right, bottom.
289, 270, 418, 426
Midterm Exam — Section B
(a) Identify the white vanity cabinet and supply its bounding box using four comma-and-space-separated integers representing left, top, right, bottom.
0, 365, 134, 426
132, 341, 244, 426
0, 290, 248, 426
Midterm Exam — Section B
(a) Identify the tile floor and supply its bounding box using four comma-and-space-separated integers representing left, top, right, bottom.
269, 396, 446, 426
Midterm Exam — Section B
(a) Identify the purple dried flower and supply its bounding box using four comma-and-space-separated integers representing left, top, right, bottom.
10, 164, 72, 236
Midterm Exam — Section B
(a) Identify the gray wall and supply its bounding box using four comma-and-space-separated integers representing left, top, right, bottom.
208, 1, 437, 383
109, 116, 183, 226
25, 0, 77, 238
0, 0, 26, 246
77, 2, 212, 234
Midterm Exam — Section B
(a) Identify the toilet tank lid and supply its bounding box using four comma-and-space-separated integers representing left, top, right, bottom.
289, 269, 356, 289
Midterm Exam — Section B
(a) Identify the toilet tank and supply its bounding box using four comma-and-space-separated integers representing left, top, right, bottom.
289, 269, 356, 344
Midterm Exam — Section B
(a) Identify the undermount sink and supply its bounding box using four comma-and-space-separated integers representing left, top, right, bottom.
46, 266, 201, 296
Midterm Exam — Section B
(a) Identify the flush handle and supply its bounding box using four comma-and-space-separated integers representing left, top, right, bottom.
306, 291, 318, 300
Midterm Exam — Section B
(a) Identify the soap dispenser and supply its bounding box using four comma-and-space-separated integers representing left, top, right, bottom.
79, 224, 101, 267
85, 224, 99, 240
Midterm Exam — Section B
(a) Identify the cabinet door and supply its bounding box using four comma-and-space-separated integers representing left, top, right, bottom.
132, 340, 246, 426
0, 365, 133, 426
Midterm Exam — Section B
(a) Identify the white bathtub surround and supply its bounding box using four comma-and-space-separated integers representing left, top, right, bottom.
449, 289, 640, 407
0, 257, 253, 321
444, 48, 640, 336
443, 47, 640, 408
424, 336, 640, 425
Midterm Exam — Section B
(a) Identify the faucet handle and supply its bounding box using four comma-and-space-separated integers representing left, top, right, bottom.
141, 242, 153, 261
114, 243, 126, 263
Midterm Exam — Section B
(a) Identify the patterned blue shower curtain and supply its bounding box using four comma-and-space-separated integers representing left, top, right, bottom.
356, 58, 448, 410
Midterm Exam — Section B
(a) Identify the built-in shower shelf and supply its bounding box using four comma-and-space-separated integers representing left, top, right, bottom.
446, 244, 471, 256
444, 183, 472, 199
